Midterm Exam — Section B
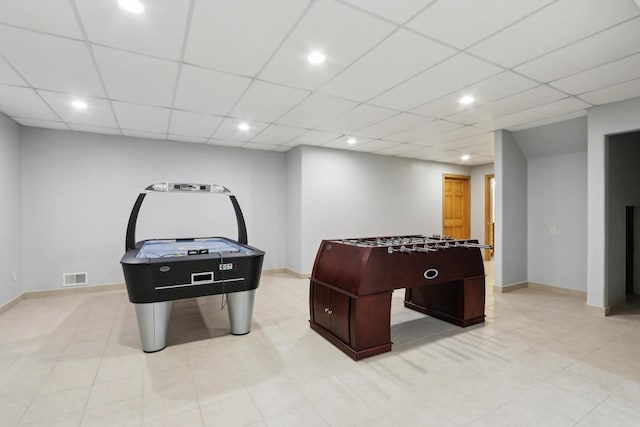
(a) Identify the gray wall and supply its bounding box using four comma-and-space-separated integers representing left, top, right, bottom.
527, 151, 587, 291
21, 128, 287, 291
14, 126, 492, 290
470, 163, 494, 243
514, 116, 587, 159
607, 132, 640, 305
495, 130, 527, 287
0, 113, 22, 306
298, 146, 470, 273
588, 97, 640, 307
285, 146, 302, 273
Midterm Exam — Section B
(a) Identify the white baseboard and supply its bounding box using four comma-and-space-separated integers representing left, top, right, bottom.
493, 282, 528, 293
527, 282, 586, 299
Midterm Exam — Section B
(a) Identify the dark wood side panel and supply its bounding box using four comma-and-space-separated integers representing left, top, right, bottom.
350, 292, 392, 351
463, 277, 486, 321
404, 276, 485, 327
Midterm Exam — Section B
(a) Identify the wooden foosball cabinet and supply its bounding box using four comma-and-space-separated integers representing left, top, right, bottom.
309, 236, 488, 360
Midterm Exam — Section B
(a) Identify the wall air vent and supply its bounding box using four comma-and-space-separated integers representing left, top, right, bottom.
63, 272, 88, 287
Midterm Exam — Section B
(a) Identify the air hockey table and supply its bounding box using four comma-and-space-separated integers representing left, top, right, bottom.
120, 183, 265, 352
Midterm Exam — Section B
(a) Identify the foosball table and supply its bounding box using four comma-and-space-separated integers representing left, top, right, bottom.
309, 235, 490, 360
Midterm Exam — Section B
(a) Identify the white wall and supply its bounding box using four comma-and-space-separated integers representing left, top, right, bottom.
607, 132, 640, 305
588, 96, 640, 307
0, 114, 22, 306
470, 163, 494, 243
527, 151, 587, 291
285, 146, 303, 273
21, 128, 287, 291
495, 130, 527, 287
298, 146, 470, 273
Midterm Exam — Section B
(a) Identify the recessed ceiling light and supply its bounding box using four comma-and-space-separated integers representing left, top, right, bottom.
71, 100, 88, 110
460, 154, 471, 161
118, 0, 145, 14
238, 122, 250, 131
459, 95, 474, 106
307, 51, 326, 65
347, 137, 357, 145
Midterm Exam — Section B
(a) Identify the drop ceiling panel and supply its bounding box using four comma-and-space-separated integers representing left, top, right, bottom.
93, 46, 178, 107
411, 72, 539, 118
113, 102, 171, 133
351, 140, 404, 153
0, 85, 58, 121
230, 80, 309, 123
75, 0, 190, 60
370, 54, 502, 111
438, 126, 489, 142
397, 146, 446, 159
508, 110, 587, 132
550, 53, 640, 95
515, 17, 640, 82
465, 156, 493, 166
408, 0, 554, 49
0, 57, 25, 86
464, 145, 494, 157
341, 0, 432, 24
273, 145, 293, 152
284, 129, 341, 146
122, 129, 166, 140
0, 26, 104, 97
38, 91, 117, 127
173, 65, 252, 115
277, 93, 358, 128
242, 142, 279, 151
12, 117, 69, 130
185, 0, 309, 76
323, 136, 374, 150
168, 110, 223, 138
446, 85, 567, 125
434, 133, 493, 150
319, 29, 455, 101
168, 134, 208, 144
475, 97, 591, 130
468, 0, 639, 68
209, 139, 245, 148
387, 119, 461, 143
0, 0, 82, 38
579, 78, 640, 105
70, 124, 120, 135
258, 0, 395, 90
251, 124, 307, 145
316, 104, 398, 133
354, 112, 431, 139
212, 118, 268, 141
372, 143, 422, 156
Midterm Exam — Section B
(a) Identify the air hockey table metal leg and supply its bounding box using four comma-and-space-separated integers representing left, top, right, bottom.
134, 301, 172, 352
226, 289, 256, 335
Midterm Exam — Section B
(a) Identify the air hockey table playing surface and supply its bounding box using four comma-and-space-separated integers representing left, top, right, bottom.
135, 237, 251, 259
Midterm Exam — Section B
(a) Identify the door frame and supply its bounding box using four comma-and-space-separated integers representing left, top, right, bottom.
485, 174, 495, 261
442, 174, 471, 239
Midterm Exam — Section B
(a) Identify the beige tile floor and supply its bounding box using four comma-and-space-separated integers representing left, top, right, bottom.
1, 262, 640, 426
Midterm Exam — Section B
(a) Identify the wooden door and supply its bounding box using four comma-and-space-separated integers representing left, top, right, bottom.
443, 174, 470, 239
